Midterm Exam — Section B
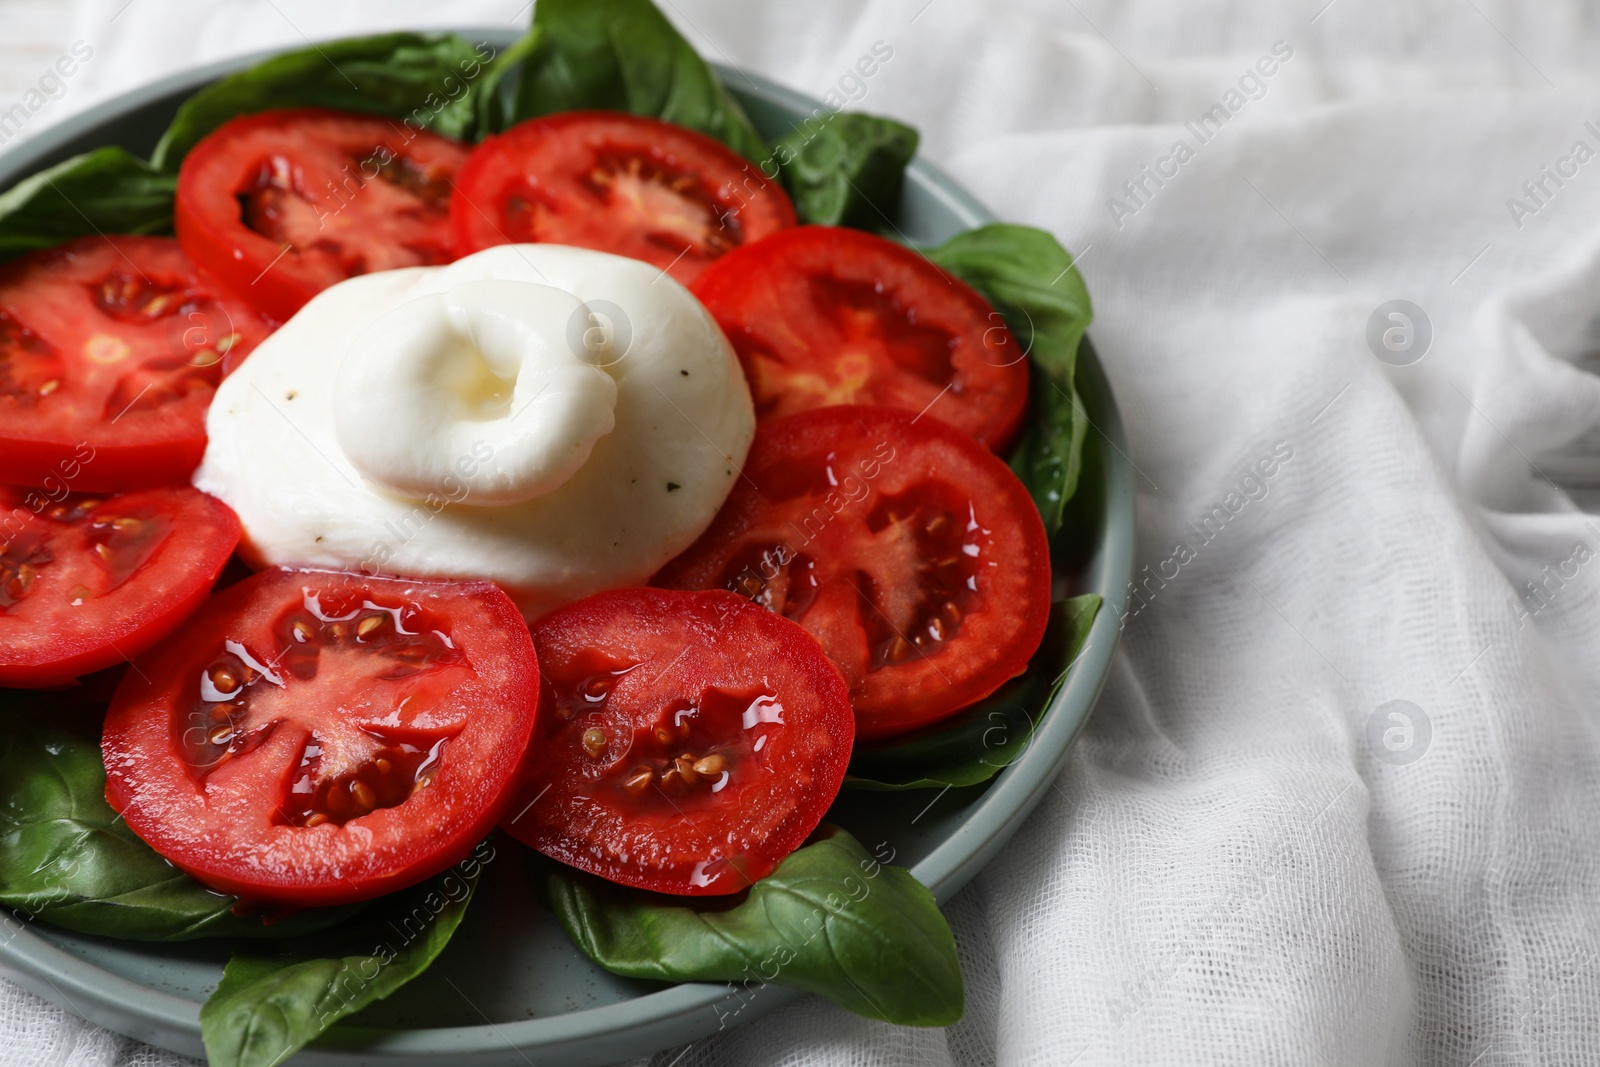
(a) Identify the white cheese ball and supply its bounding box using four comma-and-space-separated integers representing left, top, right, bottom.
195, 245, 754, 619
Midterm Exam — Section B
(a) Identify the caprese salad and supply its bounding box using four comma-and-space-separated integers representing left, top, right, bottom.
0, 0, 1097, 1063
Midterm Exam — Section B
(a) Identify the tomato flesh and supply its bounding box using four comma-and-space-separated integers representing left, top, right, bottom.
501, 587, 852, 895
102, 569, 538, 907
176, 108, 471, 321
0, 485, 239, 688
0, 236, 274, 491
450, 111, 795, 286
655, 406, 1052, 741
182, 592, 469, 828
691, 226, 1030, 451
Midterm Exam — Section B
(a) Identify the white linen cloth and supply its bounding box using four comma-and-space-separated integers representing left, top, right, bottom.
6, 0, 1600, 1063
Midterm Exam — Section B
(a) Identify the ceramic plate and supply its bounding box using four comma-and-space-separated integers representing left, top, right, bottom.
0, 33, 1134, 1066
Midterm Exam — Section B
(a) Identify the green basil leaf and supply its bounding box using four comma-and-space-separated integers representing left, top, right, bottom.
844, 672, 1049, 792
514, 0, 769, 164
539, 825, 962, 1026
846, 594, 1101, 791
774, 112, 918, 228
474, 26, 542, 137
1009, 362, 1091, 535
151, 33, 503, 169
201, 845, 488, 1067
0, 708, 356, 941
924, 223, 1094, 535
0, 147, 175, 263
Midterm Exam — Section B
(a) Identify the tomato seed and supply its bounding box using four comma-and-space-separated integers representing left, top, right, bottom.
350, 780, 377, 811
209, 666, 239, 694
582, 728, 608, 757
623, 768, 653, 793
888, 636, 912, 663
941, 601, 962, 625
208, 727, 233, 745
304, 813, 329, 828
675, 755, 698, 784
357, 614, 385, 637
692, 753, 726, 776
374, 758, 392, 775
653, 726, 673, 746
925, 514, 948, 535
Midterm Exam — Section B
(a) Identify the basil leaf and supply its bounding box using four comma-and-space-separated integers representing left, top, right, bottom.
201, 845, 488, 1067
0, 147, 175, 263
1009, 363, 1091, 535
774, 112, 918, 228
844, 672, 1049, 792
514, 0, 769, 164
475, 27, 542, 137
0, 709, 356, 941
151, 33, 503, 169
539, 825, 961, 1026
847, 594, 1101, 791
537, 825, 960, 1023
925, 224, 1094, 535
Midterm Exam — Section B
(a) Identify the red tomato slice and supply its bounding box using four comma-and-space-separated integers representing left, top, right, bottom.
450, 110, 795, 286
655, 406, 1051, 741
500, 587, 852, 896
175, 108, 471, 322
691, 226, 1030, 451
102, 568, 538, 907
0, 485, 239, 688
0, 236, 274, 492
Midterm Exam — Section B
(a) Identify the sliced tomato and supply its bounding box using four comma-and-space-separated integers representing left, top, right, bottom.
691, 226, 1030, 451
0, 236, 274, 491
450, 110, 795, 286
102, 568, 538, 907
176, 108, 471, 322
501, 587, 852, 896
0, 485, 239, 688
655, 406, 1051, 741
